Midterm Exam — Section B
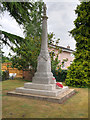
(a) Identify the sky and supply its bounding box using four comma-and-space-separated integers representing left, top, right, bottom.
0, 0, 80, 56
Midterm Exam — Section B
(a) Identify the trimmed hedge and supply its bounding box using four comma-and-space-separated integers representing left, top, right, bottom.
52, 69, 67, 82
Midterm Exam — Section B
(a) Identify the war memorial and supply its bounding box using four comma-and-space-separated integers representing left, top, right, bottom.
8, 4, 75, 103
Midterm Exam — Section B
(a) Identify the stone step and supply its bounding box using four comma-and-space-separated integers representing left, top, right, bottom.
24, 83, 56, 90
7, 89, 75, 104
15, 86, 69, 97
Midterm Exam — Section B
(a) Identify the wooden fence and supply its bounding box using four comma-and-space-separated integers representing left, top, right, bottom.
1, 62, 34, 80
2, 62, 23, 78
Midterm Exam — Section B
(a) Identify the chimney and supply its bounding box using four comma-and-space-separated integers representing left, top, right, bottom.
67, 45, 70, 49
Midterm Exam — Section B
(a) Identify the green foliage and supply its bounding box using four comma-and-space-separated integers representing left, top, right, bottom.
50, 51, 68, 71
52, 69, 67, 82
10, 31, 67, 72
10, 36, 41, 71
66, 62, 89, 87
48, 33, 68, 82
1, 1, 44, 71
1, 30, 25, 49
1, 1, 68, 76
49, 39, 68, 71
10, 32, 58, 71
65, 2, 90, 88
2, 71, 6, 81
2, 53, 11, 63
0, 1, 44, 49
8, 1, 44, 71
48, 33, 68, 71
2, 70, 9, 81
1, 2, 32, 25
24, 1, 44, 37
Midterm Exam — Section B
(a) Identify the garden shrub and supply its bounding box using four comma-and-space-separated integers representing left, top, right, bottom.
65, 62, 89, 88
2, 71, 9, 81
52, 69, 67, 82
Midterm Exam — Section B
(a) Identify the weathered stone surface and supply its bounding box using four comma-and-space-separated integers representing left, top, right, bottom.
24, 83, 56, 90
7, 89, 75, 104
15, 85, 69, 97
32, 4, 56, 84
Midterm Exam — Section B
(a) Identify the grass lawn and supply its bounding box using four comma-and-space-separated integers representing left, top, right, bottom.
2, 79, 88, 118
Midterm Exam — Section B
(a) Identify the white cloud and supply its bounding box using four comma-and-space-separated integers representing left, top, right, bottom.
0, 11, 24, 56
47, 2, 79, 49
43, 0, 80, 3
0, 11, 24, 38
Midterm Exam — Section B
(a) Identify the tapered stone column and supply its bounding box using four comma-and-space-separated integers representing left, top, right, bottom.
32, 4, 56, 84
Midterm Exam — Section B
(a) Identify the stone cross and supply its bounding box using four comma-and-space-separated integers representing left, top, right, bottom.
43, 4, 47, 16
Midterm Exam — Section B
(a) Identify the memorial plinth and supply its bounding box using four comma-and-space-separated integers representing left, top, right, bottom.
7, 4, 75, 103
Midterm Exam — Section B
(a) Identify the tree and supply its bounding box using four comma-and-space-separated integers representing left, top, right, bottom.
9, 33, 55, 71
2, 54, 10, 63
0, 1, 44, 71
1, 1, 43, 71
0, 2, 31, 46
0, 1, 44, 48
1, 30, 25, 49
65, 2, 90, 87
10, 36, 41, 71
1, 2, 68, 78
10, 32, 67, 73
1, 2, 32, 25
0, 1, 44, 79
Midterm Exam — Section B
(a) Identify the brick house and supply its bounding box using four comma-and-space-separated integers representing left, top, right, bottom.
48, 44, 75, 69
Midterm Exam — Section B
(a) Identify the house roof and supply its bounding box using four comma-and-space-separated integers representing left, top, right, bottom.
49, 44, 75, 53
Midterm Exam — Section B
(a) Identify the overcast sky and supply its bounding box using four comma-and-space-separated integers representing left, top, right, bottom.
0, 0, 80, 56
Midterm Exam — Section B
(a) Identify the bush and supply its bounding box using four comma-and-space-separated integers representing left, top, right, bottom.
52, 69, 67, 82
2, 71, 9, 81
65, 63, 89, 88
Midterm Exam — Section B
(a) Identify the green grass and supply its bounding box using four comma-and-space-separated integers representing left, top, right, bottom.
2, 79, 88, 118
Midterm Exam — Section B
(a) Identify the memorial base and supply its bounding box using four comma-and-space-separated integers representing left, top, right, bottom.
7, 82, 75, 103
